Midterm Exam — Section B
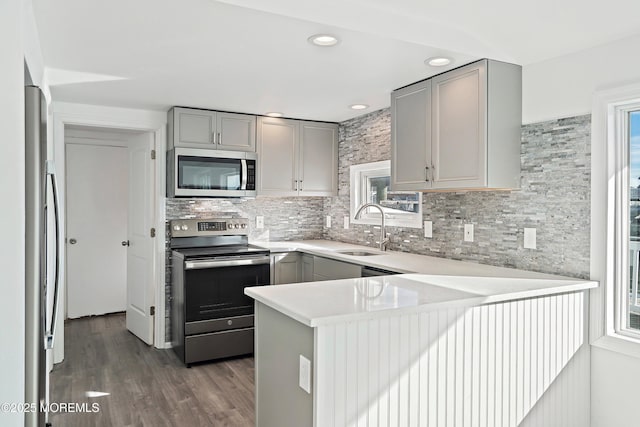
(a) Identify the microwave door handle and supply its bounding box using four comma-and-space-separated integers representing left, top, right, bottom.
241, 159, 248, 190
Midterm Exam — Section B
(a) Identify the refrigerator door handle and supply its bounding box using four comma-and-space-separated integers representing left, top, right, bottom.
45, 161, 60, 350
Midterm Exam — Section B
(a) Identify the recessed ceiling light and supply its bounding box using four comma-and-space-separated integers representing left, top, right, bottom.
308, 34, 340, 47
425, 57, 452, 67
265, 112, 283, 118
350, 104, 369, 110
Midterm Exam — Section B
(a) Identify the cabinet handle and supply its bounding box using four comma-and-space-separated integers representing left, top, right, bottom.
217, 132, 221, 145
294, 180, 298, 191
299, 180, 303, 191
212, 132, 216, 144
425, 166, 430, 182
431, 164, 435, 182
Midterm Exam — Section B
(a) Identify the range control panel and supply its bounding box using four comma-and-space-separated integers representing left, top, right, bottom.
170, 218, 249, 237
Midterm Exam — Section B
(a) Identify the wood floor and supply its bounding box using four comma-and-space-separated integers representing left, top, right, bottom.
50, 313, 255, 427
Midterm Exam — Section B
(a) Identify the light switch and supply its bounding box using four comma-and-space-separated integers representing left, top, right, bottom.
299, 355, 311, 393
464, 223, 474, 242
326, 215, 332, 228
524, 227, 537, 249
424, 220, 433, 238
343, 216, 350, 229
256, 216, 264, 229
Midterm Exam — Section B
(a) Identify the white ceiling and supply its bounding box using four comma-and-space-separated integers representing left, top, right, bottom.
33, 0, 640, 122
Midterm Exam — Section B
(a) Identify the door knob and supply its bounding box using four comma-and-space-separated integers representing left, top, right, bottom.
121, 240, 130, 247
69, 238, 77, 245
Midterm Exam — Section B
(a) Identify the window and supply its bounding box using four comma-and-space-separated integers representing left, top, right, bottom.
350, 160, 422, 228
627, 111, 640, 331
592, 84, 640, 357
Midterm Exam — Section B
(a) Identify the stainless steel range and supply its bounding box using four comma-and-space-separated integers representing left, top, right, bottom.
169, 217, 270, 366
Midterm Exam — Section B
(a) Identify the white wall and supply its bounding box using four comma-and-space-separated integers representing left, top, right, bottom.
523, 33, 640, 124
522, 32, 640, 427
0, 0, 26, 425
591, 347, 640, 426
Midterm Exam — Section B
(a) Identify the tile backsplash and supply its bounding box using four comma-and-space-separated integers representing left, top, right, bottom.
324, 109, 591, 279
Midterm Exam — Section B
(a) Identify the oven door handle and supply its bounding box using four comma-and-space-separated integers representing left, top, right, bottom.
185, 256, 270, 270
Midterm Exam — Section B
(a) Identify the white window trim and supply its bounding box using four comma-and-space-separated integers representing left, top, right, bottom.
350, 160, 423, 229
591, 82, 640, 358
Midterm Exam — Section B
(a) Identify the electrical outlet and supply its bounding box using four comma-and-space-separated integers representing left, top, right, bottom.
299, 355, 311, 393
424, 220, 433, 238
256, 216, 264, 229
464, 223, 474, 242
343, 216, 350, 229
524, 227, 537, 249
326, 215, 332, 228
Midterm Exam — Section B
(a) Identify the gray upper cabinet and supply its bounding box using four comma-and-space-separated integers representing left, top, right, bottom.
391, 80, 431, 190
299, 122, 338, 196
257, 117, 338, 197
168, 107, 256, 152
391, 59, 522, 191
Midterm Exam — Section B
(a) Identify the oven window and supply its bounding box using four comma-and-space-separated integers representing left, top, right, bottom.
178, 156, 242, 190
184, 263, 269, 322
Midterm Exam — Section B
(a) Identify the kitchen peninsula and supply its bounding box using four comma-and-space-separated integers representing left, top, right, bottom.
246, 243, 597, 427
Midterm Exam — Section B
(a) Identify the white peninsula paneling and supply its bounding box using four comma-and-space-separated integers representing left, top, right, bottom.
314, 291, 589, 427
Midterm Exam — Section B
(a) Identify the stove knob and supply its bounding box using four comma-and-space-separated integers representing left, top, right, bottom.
181, 224, 188, 231
173, 225, 181, 231
234, 224, 240, 229
241, 223, 247, 229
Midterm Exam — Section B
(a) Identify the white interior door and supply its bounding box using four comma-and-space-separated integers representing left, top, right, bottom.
125, 134, 155, 345
66, 143, 128, 318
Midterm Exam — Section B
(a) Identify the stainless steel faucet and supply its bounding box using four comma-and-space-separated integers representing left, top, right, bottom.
354, 203, 390, 251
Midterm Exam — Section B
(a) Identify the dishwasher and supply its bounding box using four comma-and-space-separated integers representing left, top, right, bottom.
361, 266, 400, 277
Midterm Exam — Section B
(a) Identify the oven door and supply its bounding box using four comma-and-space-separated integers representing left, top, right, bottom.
168, 148, 257, 198
183, 254, 270, 323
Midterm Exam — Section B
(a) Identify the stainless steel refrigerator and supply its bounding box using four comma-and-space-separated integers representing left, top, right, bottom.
25, 85, 61, 427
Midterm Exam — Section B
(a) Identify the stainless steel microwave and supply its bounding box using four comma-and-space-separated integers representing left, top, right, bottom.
167, 148, 257, 198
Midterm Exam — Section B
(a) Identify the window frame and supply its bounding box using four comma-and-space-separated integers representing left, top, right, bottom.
350, 160, 423, 229
591, 82, 640, 358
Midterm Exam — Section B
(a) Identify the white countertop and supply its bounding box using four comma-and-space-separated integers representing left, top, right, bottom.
245, 273, 597, 327
246, 240, 598, 326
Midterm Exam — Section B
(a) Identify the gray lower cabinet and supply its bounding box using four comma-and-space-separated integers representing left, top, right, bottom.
271, 252, 301, 285
301, 254, 314, 282
257, 117, 338, 196
312, 256, 361, 281
391, 59, 522, 191
272, 253, 361, 285
168, 107, 256, 152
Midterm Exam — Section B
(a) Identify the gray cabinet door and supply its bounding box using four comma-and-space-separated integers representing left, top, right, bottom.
312, 256, 361, 281
301, 254, 314, 282
273, 253, 301, 285
257, 117, 299, 196
431, 60, 487, 189
391, 80, 431, 191
171, 107, 215, 148
216, 112, 256, 152
299, 122, 338, 196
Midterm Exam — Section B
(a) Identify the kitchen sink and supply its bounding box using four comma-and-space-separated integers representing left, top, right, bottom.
336, 250, 383, 256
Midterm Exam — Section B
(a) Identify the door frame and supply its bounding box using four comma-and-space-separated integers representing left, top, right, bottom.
51, 103, 168, 364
